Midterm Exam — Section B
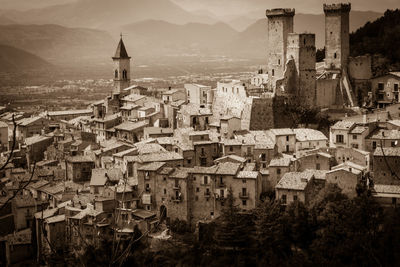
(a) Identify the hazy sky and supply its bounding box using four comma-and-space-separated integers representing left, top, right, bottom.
0, 0, 398, 15
172, 0, 400, 15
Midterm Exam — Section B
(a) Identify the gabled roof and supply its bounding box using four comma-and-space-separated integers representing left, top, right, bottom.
275, 172, 314, 191
216, 162, 241, 175
269, 157, 292, 167
138, 162, 166, 172
113, 38, 130, 59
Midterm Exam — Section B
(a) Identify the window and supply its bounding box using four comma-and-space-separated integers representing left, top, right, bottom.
378, 82, 384, 90
229, 146, 233, 152
278, 59, 281, 65
242, 179, 246, 184
286, 145, 289, 152
115, 70, 118, 79
353, 135, 357, 140
395, 84, 399, 91
163, 189, 166, 195
372, 141, 377, 149
200, 158, 207, 166
242, 188, 247, 196
392, 198, 397, 205
277, 168, 281, 175
316, 163, 320, 170
392, 141, 396, 147
282, 194, 287, 204
334, 52, 337, 59
272, 69, 275, 76
261, 153, 266, 161
201, 148, 205, 155
220, 189, 224, 198
196, 187, 199, 192
293, 195, 298, 201
286, 136, 289, 141
203, 176, 208, 185
195, 196, 199, 201
242, 200, 247, 206
336, 135, 344, 144
187, 159, 191, 165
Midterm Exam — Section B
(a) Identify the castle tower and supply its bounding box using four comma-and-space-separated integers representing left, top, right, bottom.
266, 8, 295, 89
112, 36, 131, 94
287, 33, 317, 106
323, 3, 351, 71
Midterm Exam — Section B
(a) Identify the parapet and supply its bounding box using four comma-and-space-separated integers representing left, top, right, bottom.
323, 3, 351, 13
266, 8, 295, 18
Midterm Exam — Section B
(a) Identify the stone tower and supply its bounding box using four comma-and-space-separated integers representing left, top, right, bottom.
323, 3, 351, 71
112, 36, 131, 94
286, 33, 317, 106
266, 8, 295, 89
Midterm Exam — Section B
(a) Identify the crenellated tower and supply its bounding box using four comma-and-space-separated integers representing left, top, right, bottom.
323, 3, 351, 71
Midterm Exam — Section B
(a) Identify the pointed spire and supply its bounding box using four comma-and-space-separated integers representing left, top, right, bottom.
113, 35, 130, 59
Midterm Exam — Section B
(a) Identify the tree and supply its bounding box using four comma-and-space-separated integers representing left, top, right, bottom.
253, 199, 291, 265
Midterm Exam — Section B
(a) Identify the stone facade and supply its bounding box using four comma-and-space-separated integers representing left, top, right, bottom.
323, 3, 351, 70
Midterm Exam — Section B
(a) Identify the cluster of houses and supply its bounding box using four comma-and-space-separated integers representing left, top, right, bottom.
1, 35, 400, 265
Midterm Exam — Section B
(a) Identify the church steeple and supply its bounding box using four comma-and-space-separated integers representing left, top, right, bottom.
112, 35, 131, 94
113, 35, 131, 60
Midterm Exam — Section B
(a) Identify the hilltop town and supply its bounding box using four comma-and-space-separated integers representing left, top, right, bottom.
1, 2, 400, 266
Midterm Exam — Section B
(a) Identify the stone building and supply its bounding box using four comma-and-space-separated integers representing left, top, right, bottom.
373, 147, 400, 185
66, 156, 95, 183
112, 36, 131, 94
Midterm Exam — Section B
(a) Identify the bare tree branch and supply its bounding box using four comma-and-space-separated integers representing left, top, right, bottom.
0, 114, 17, 172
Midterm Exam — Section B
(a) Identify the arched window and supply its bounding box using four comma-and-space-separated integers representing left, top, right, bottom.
115, 70, 118, 79
122, 69, 127, 79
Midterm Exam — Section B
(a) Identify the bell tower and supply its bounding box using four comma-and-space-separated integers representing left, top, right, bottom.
112, 35, 131, 94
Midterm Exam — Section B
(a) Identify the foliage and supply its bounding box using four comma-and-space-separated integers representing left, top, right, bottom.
350, 9, 400, 71
169, 218, 192, 234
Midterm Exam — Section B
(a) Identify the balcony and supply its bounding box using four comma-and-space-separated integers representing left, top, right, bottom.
239, 192, 249, 199
171, 196, 183, 202
217, 181, 226, 188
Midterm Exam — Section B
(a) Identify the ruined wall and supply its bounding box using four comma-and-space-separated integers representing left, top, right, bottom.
316, 79, 340, 108
287, 33, 317, 106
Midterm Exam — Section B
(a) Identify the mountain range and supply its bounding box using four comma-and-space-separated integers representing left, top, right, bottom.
0, 0, 386, 72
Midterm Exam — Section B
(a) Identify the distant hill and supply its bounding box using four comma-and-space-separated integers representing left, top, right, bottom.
121, 20, 238, 57
0, 44, 51, 71
0, 24, 115, 66
350, 9, 400, 65
0, 0, 216, 29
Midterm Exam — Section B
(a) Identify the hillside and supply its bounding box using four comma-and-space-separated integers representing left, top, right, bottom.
0, 44, 52, 71
121, 20, 238, 57
350, 9, 400, 64
0, 24, 115, 66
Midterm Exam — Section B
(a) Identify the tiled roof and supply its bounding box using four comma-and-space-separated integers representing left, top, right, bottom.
162, 89, 181, 95
216, 162, 241, 175
67, 156, 94, 163
34, 207, 59, 219
349, 126, 369, 134
369, 129, 400, 140
373, 147, 400, 157
294, 128, 327, 142
25, 135, 52, 146
138, 162, 166, 171
180, 103, 212, 116
214, 155, 246, 163
135, 143, 166, 155
0, 121, 7, 128
114, 120, 149, 132
17, 116, 43, 126
45, 214, 65, 224
47, 109, 92, 116
189, 165, 218, 174
301, 169, 327, 180
373, 184, 400, 194
122, 94, 145, 102
331, 120, 355, 130
270, 128, 295, 136
236, 171, 258, 179
126, 152, 183, 163
275, 172, 314, 190
28, 180, 50, 190
170, 168, 191, 179
269, 157, 292, 167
